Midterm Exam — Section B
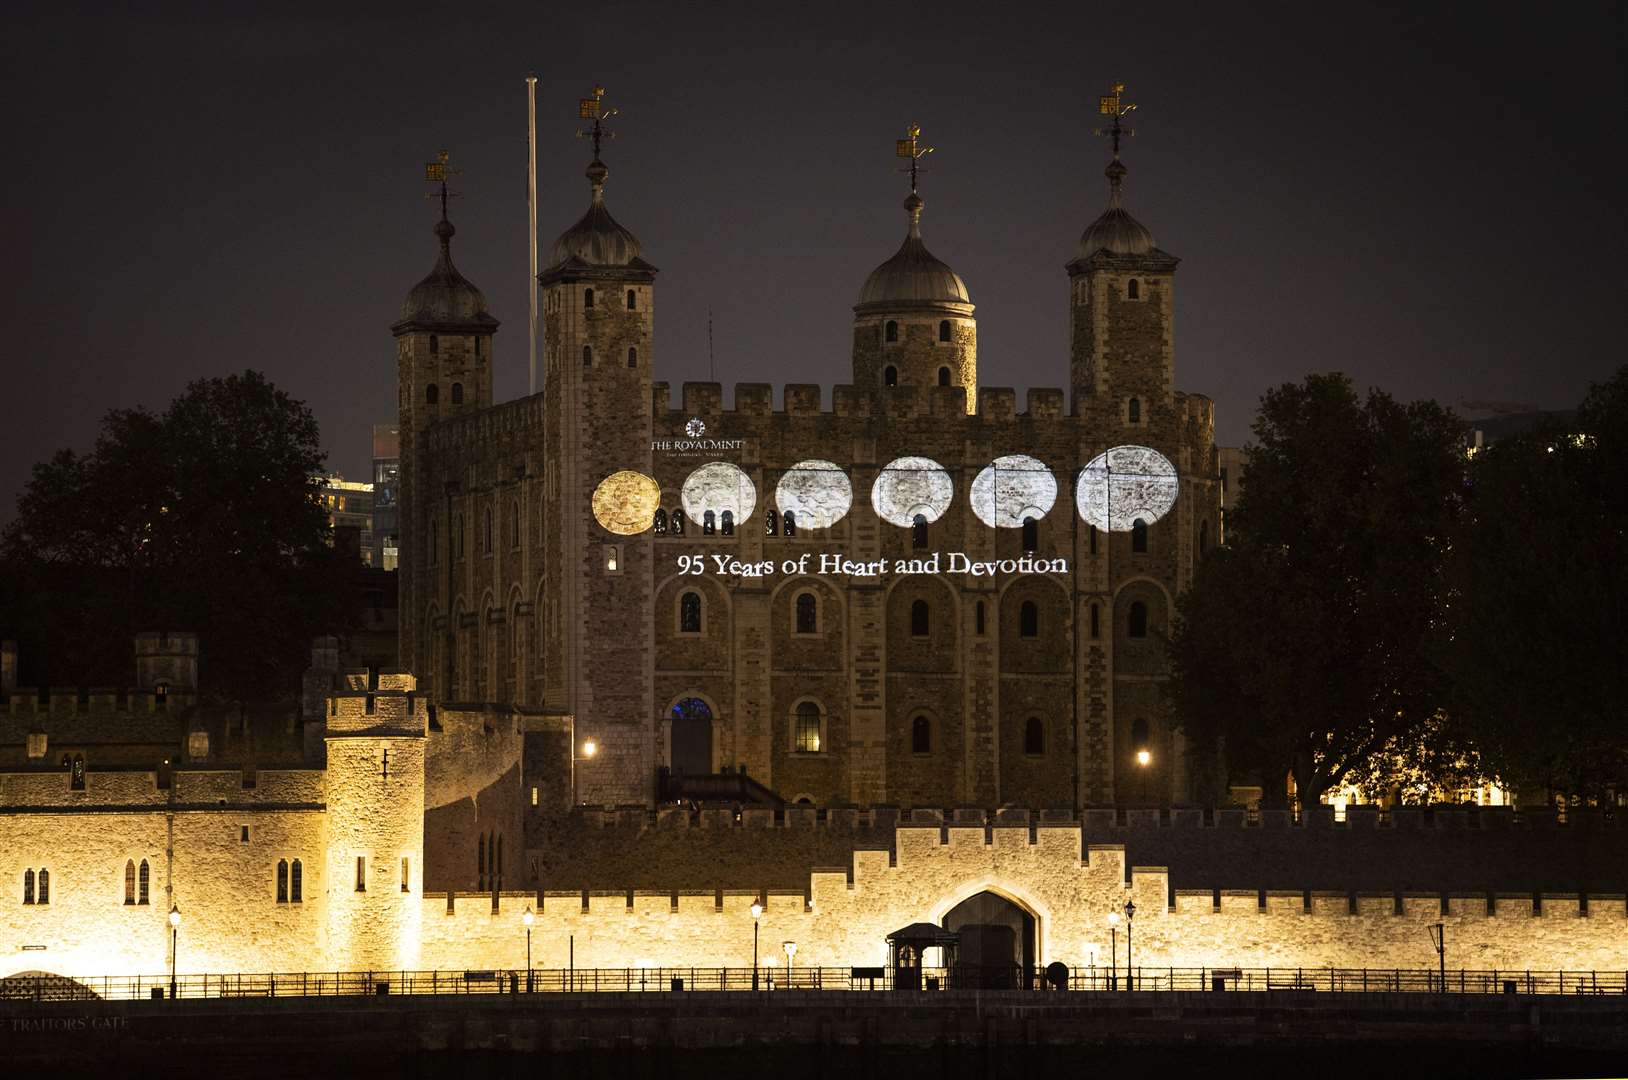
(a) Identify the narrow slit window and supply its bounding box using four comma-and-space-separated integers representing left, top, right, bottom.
401, 857, 410, 893
1020, 600, 1039, 638
451, 382, 464, 405
795, 592, 817, 634
912, 514, 928, 549
277, 859, 289, 903
627, 347, 638, 368
938, 319, 951, 342
626, 289, 637, 310
290, 859, 302, 903
1021, 517, 1038, 552
911, 599, 929, 637
782, 510, 796, 537
582, 345, 593, 367
765, 508, 777, 536
355, 856, 366, 892
138, 859, 149, 905
884, 365, 898, 387
1132, 518, 1148, 553
125, 860, 136, 905
720, 510, 734, 536
584, 287, 595, 309
885, 320, 898, 342
938, 367, 951, 386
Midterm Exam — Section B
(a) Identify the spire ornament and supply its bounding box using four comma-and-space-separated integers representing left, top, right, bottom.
895, 123, 934, 236
1093, 84, 1138, 208
423, 150, 462, 223
576, 85, 619, 201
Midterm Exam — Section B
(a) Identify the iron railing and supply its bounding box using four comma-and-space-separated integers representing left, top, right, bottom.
2, 966, 1626, 1003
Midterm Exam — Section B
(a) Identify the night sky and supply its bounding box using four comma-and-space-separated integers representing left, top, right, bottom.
4, 2, 1622, 518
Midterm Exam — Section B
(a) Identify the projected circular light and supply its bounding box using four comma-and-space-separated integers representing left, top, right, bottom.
871, 456, 954, 527
969, 454, 1057, 528
1075, 445, 1179, 532
775, 460, 852, 530
591, 470, 661, 535
681, 461, 758, 523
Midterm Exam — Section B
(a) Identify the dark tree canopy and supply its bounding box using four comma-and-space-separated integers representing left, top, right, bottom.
1, 371, 356, 700
1167, 373, 1468, 807
1446, 366, 1628, 799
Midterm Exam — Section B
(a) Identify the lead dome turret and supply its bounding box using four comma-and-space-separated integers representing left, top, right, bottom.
855, 192, 973, 316
545, 158, 655, 273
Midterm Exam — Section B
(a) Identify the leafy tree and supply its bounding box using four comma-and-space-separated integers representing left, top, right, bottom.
1447, 366, 1628, 799
1167, 373, 1468, 807
1, 371, 356, 700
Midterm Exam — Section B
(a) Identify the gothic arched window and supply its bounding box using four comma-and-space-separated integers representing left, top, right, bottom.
1128, 278, 1140, 300
782, 510, 796, 537
938, 367, 951, 386
720, 510, 734, 536
884, 365, 898, 387
680, 591, 702, 634
1128, 397, 1141, 423
1089, 524, 1099, 555
290, 859, 302, 903
451, 382, 464, 405
975, 600, 986, 635
1090, 603, 1101, 639
1132, 518, 1148, 553
277, 859, 289, 903
794, 702, 821, 753
911, 715, 931, 754
885, 320, 898, 343
1022, 517, 1038, 552
1128, 601, 1148, 639
795, 591, 817, 634
938, 319, 951, 342
582, 345, 593, 367
702, 510, 716, 536
584, 287, 595, 309
510, 501, 521, 548
1020, 600, 1038, 638
910, 599, 929, 637
627, 347, 638, 368
426, 383, 439, 405
626, 289, 637, 310
1024, 716, 1045, 756
138, 859, 149, 905
483, 507, 493, 553
124, 860, 136, 905
912, 514, 928, 549
654, 508, 668, 535
23, 869, 34, 905
36, 869, 48, 904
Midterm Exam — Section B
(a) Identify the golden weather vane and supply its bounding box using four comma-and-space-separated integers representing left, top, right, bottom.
424, 149, 462, 220
1093, 83, 1138, 158
576, 85, 619, 159
895, 122, 934, 194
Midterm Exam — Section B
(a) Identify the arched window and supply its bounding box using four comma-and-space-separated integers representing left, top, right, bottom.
764, 508, 777, 536
680, 591, 702, 634
938, 319, 951, 342
911, 716, 931, 754
1090, 603, 1101, 639
795, 592, 817, 634
1132, 518, 1148, 553
885, 320, 898, 343
794, 702, 821, 753
1131, 716, 1149, 752
277, 859, 289, 903
1089, 524, 1098, 555
451, 382, 464, 404
884, 365, 898, 387
912, 514, 928, 549
124, 860, 136, 905
627, 346, 638, 368
23, 869, 34, 904
626, 289, 637, 310
1199, 520, 1210, 553
1020, 600, 1038, 638
671, 510, 686, 535
938, 366, 951, 386
1128, 278, 1140, 300
1128, 397, 1141, 423
584, 287, 595, 309
782, 510, 796, 537
975, 600, 986, 636
582, 345, 593, 367
290, 859, 302, 903
36, 869, 47, 904
654, 508, 668, 535
429, 334, 439, 354
483, 507, 493, 553
1021, 517, 1038, 552
1128, 601, 1148, 639
138, 859, 149, 905
476, 834, 486, 891
702, 510, 716, 536
910, 599, 929, 637
1024, 716, 1045, 756
720, 510, 734, 536
426, 383, 439, 405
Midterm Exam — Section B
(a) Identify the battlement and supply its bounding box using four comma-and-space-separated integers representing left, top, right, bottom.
4, 687, 199, 717
422, 394, 545, 455
0, 765, 325, 807
649, 381, 1082, 426
324, 676, 430, 737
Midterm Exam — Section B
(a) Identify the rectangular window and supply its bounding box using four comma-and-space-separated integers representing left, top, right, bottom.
401, 857, 410, 893
240, 825, 249, 843
355, 856, 366, 892
530, 786, 539, 807
290, 860, 302, 904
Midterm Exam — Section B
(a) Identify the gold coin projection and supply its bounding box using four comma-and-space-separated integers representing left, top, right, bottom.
591, 470, 661, 535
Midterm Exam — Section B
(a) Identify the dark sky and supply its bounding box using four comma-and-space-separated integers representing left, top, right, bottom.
4, 1, 1622, 516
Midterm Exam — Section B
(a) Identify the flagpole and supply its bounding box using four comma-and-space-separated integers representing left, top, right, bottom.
527, 74, 539, 397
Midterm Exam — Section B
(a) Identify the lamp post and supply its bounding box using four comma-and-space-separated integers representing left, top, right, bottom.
523, 906, 534, 992
783, 941, 797, 987
1107, 910, 1120, 991
1429, 922, 1446, 992
1123, 899, 1136, 992
750, 901, 763, 991
168, 905, 181, 1001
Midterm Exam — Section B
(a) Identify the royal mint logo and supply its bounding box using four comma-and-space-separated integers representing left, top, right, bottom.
654, 416, 745, 454
685, 417, 706, 438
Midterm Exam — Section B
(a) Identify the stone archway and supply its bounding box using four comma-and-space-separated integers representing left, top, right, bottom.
942, 890, 1036, 988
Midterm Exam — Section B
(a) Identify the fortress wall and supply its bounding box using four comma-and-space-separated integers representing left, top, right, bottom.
423, 707, 524, 893
0, 768, 325, 808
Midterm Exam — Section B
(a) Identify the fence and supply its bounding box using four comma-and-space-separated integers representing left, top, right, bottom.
3, 965, 1626, 1004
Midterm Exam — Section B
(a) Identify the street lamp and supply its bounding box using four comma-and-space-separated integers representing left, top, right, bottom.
168, 905, 181, 1001
1429, 923, 1446, 992
782, 941, 797, 986
523, 906, 534, 992
1136, 747, 1151, 803
1107, 910, 1120, 990
1123, 899, 1136, 992
750, 901, 763, 991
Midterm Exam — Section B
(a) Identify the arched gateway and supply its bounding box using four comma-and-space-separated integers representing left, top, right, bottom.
942, 890, 1036, 988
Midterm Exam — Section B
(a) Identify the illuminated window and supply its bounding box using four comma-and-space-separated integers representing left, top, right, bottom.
975, 600, 986, 635
764, 508, 777, 535
125, 860, 136, 905
911, 715, 931, 754
680, 591, 702, 634
582, 345, 592, 367
1020, 600, 1038, 638
138, 859, 149, 905
627, 289, 637, 310
884, 365, 898, 387
910, 599, 929, 637
703, 510, 716, 536
355, 856, 365, 892
1090, 603, 1100, 639
604, 545, 620, 572
1127, 278, 1140, 300
1132, 518, 1148, 553
290, 859, 301, 903
938, 367, 951, 386
1022, 517, 1038, 552
584, 287, 595, 309
938, 319, 951, 342
885, 320, 898, 343
1024, 717, 1045, 756
794, 702, 822, 753
627, 347, 638, 368
671, 510, 686, 536
795, 592, 817, 634
530, 786, 539, 806
1128, 397, 1140, 423
277, 859, 288, 903
429, 334, 439, 354
426, 384, 439, 405
782, 510, 796, 537
1128, 601, 1148, 639
654, 508, 668, 535
912, 514, 928, 549
720, 510, 734, 536
451, 382, 464, 404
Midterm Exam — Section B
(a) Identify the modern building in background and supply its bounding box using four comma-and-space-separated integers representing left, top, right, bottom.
315, 474, 376, 564
371, 424, 400, 570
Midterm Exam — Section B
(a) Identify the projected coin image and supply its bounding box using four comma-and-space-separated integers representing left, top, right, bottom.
680, 461, 758, 524
1074, 445, 1179, 531
591, 469, 661, 535
871, 456, 955, 527
969, 454, 1057, 528
775, 460, 853, 530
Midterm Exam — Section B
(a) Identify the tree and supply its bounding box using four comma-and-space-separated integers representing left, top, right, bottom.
1, 371, 356, 700
1167, 373, 1468, 807
1447, 366, 1628, 799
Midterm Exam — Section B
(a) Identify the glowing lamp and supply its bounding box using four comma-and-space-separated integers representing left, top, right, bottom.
1107, 911, 1120, 928
1136, 749, 1151, 767
782, 941, 797, 960
169, 906, 181, 928
750, 902, 763, 920
581, 740, 597, 759
522, 906, 534, 928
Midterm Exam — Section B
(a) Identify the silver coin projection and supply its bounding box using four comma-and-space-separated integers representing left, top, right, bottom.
968, 454, 1057, 528
870, 456, 955, 527
1074, 445, 1179, 532
774, 459, 853, 529
680, 461, 758, 523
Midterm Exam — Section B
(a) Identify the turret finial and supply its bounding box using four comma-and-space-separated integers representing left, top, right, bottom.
1092, 84, 1137, 208
423, 149, 462, 249
576, 85, 619, 204
895, 123, 933, 237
